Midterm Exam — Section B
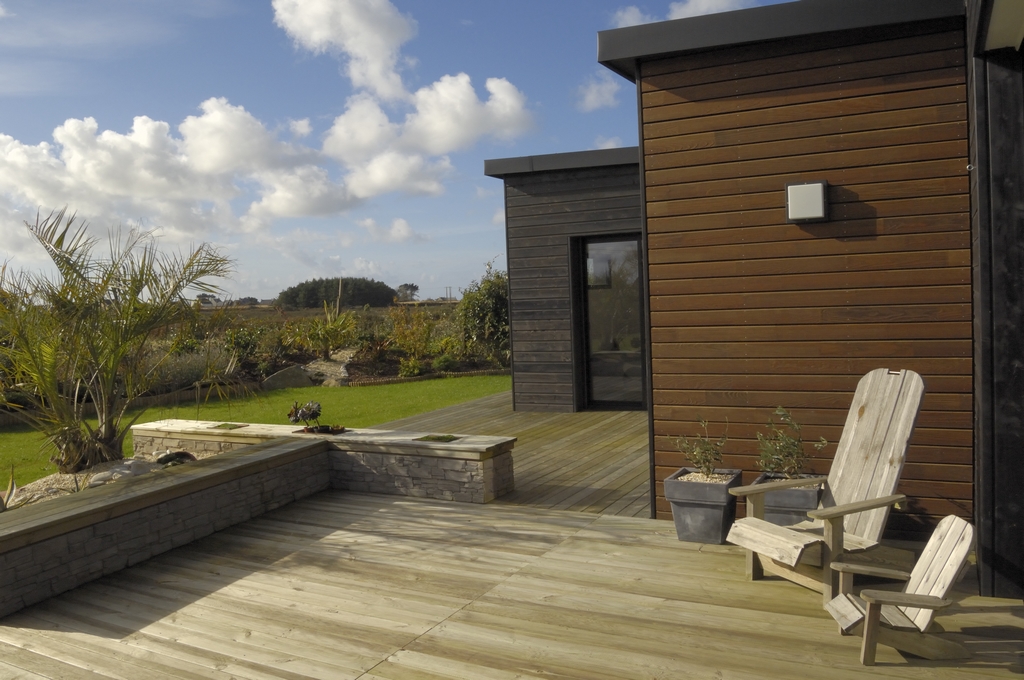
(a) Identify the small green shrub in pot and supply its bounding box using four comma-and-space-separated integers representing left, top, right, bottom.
756, 407, 828, 478
675, 418, 728, 478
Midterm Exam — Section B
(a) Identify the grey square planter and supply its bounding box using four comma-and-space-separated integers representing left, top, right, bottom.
753, 472, 823, 526
664, 467, 742, 544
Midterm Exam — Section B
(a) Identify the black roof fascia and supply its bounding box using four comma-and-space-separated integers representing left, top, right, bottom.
484, 146, 639, 178
597, 0, 966, 82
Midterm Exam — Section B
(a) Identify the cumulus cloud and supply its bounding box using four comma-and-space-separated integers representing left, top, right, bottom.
667, 0, 755, 19
359, 216, 420, 243
282, 0, 531, 209
612, 6, 656, 28
289, 118, 312, 138
0, 0, 532, 267
0, 98, 352, 249
613, 1, 757, 27
577, 70, 621, 112
347, 256, 383, 278
594, 135, 623, 149
272, 0, 415, 101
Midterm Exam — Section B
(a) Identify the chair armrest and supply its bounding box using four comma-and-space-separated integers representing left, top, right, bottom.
729, 476, 827, 497
807, 494, 906, 521
860, 590, 952, 609
830, 560, 911, 580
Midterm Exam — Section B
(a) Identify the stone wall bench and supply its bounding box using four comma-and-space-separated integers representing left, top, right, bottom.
132, 419, 516, 504
0, 422, 515, 619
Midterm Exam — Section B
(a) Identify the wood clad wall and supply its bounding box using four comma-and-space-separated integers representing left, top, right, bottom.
640, 18, 970, 538
505, 165, 642, 411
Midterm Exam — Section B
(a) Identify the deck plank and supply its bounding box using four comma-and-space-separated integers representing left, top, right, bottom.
375, 392, 651, 517
0, 492, 1019, 679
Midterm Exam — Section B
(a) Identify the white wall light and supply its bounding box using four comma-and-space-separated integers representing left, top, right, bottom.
786, 181, 829, 223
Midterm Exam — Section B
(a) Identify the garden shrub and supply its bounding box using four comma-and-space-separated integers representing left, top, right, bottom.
432, 354, 458, 372
398, 357, 422, 377
456, 262, 510, 366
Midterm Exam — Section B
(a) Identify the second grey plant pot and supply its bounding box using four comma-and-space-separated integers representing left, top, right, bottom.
663, 467, 742, 544
753, 472, 823, 526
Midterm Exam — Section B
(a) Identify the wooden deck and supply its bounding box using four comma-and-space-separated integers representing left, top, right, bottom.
0, 491, 1019, 679
376, 392, 651, 517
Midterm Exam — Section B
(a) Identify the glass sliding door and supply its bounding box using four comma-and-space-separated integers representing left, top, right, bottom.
582, 236, 644, 408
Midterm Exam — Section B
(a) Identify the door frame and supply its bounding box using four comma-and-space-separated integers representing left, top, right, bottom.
570, 233, 646, 411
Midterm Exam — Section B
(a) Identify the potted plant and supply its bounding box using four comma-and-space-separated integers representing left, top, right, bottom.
664, 419, 741, 544
753, 407, 828, 525
287, 401, 343, 433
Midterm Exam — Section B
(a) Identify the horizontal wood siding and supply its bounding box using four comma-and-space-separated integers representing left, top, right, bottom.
504, 165, 641, 411
640, 18, 971, 538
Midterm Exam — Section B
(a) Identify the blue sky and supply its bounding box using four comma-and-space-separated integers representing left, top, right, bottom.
0, 0, 786, 300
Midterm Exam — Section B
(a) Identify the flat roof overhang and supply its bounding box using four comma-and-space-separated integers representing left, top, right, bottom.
484, 146, 639, 179
597, 0, 966, 82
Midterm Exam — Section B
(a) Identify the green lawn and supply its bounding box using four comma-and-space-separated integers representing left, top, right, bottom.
0, 375, 511, 488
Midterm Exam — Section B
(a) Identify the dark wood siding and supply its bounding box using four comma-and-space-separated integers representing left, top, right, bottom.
640, 18, 971, 538
504, 165, 642, 411
967, 0, 1024, 598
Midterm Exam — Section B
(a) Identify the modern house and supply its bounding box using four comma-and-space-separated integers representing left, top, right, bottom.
486, 0, 1023, 599
484, 147, 643, 412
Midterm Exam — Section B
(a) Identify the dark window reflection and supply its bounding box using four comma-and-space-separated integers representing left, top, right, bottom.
584, 238, 643, 406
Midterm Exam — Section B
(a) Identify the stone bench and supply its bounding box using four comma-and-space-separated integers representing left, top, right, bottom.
0, 423, 515, 619
132, 420, 516, 504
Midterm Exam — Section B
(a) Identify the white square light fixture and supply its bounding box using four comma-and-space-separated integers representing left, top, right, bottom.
786, 181, 829, 223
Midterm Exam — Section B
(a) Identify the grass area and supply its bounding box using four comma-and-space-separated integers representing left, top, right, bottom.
0, 375, 511, 488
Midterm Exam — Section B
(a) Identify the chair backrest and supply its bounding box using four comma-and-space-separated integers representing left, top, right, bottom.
901, 515, 975, 632
822, 368, 925, 540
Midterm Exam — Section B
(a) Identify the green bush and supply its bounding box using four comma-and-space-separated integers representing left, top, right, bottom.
456, 262, 509, 366
398, 357, 422, 377
432, 354, 458, 372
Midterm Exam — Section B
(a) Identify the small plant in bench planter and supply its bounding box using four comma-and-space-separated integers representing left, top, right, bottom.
0, 465, 21, 512
663, 419, 741, 544
753, 407, 828, 525
288, 401, 344, 434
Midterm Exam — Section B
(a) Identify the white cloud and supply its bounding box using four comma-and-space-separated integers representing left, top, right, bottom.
347, 256, 383, 278
401, 74, 532, 155
323, 94, 398, 165
577, 70, 621, 112
300, 1, 532, 202
613, 0, 757, 27
0, 98, 356, 253
492, 207, 505, 226
289, 118, 312, 138
612, 6, 656, 27
594, 136, 623, 149
359, 216, 419, 243
0, 4, 9, 19
667, 0, 755, 19
475, 186, 494, 199
272, 0, 416, 101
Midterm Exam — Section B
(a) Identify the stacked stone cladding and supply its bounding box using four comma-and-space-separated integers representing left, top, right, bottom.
0, 441, 329, 619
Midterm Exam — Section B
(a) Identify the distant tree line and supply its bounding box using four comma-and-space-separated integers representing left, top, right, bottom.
275, 277, 397, 309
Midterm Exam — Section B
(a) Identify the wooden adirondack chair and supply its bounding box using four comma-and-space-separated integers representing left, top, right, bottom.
824, 515, 975, 665
726, 368, 924, 603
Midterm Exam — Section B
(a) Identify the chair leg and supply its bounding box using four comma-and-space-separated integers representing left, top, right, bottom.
747, 550, 764, 580
860, 601, 882, 665
822, 516, 845, 605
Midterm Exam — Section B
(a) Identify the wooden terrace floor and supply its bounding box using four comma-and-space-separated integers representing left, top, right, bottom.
377, 392, 651, 517
0, 491, 1019, 679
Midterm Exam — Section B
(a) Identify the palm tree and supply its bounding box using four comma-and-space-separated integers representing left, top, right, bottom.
0, 208, 232, 473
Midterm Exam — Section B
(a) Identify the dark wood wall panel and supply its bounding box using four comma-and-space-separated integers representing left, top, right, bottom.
640, 20, 970, 538
504, 165, 641, 412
